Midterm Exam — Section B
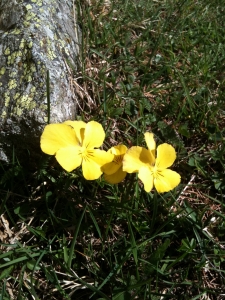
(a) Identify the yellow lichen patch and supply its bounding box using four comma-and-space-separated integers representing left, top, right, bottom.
22, 71, 31, 81
23, 21, 30, 27
4, 92, 10, 107
0, 1, 58, 121
27, 75, 32, 82
7, 56, 12, 65
28, 41, 33, 48
19, 95, 29, 108
22, 62, 36, 83
17, 94, 36, 110
13, 107, 23, 116
15, 92, 37, 111
59, 39, 66, 48
11, 29, 21, 35
9, 71, 17, 77
5, 98, 10, 107
23, 6, 41, 25
44, 38, 57, 60
4, 48, 10, 55
40, 104, 47, 110
0, 67, 6, 75
19, 39, 26, 49
14, 93, 21, 100
29, 100, 36, 110
37, 0, 43, 7
26, 12, 36, 21
30, 65, 37, 73
34, 17, 41, 23
26, 4, 33, 10
41, 66, 46, 75
47, 48, 57, 60
8, 79, 17, 90
1, 111, 7, 118
9, 51, 23, 65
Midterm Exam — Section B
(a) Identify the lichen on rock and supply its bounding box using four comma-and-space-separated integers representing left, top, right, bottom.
0, 0, 81, 163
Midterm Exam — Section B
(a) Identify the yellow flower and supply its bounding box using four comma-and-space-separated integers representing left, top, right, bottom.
102, 144, 127, 184
123, 133, 181, 193
40, 120, 114, 180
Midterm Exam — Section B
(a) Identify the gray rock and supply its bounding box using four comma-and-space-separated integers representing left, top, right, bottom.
0, 0, 80, 164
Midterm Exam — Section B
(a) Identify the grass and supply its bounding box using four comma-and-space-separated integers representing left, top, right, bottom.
1, 0, 225, 299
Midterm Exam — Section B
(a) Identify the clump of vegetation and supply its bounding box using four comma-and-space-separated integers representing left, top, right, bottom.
0, 0, 225, 299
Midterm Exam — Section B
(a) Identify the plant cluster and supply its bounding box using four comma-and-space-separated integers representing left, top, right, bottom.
41, 120, 181, 193
0, 0, 225, 299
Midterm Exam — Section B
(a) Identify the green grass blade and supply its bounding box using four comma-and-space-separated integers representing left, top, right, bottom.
67, 204, 87, 268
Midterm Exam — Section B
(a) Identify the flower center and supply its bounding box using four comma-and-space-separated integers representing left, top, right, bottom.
152, 165, 165, 180
113, 155, 123, 165
80, 146, 88, 158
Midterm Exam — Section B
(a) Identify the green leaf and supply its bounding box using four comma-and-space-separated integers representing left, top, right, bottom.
178, 123, 190, 138
26, 259, 41, 271
149, 239, 170, 265
0, 265, 14, 280
112, 291, 130, 300
110, 107, 124, 117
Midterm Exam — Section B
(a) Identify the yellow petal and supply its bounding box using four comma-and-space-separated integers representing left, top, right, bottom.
154, 169, 181, 193
81, 149, 113, 179
90, 149, 114, 167
104, 167, 127, 184
123, 146, 153, 173
144, 132, 156, 161
138, 166, 154, 192
102, 161, 121, 175
109, 144, 127, 156
155, 143, 176, 169
102, 145, 127, 175
83, 121, 105, 149
64, 121, 86, 145
82, 159, 103, 180
40, 124, 78, 155
55, 146, 82, 172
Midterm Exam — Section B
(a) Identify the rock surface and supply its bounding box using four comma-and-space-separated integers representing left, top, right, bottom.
0, 0, 80, 163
